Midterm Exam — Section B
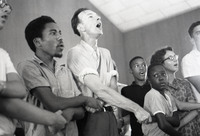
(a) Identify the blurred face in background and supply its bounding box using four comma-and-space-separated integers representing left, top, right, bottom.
162, 50, 179, 73
191, 25, 200, 50
0, 0, 12, 30
130, 58, 147, 82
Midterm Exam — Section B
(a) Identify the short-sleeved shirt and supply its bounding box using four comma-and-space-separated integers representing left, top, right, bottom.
121, 81, 151, 136
181, 49, 200, 102
142, 88, 177, 136
18, 55, 81, 136
67, 40, 118, 98
0, 48, 17, 135
181, 49, 200, 78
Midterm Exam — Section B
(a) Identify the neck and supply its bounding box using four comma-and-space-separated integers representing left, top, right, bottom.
166, 70, 175, 84
135, 79, 146, 86
35, 51, 55, 70
81, 33, 99, 50
196, 44, 200, 52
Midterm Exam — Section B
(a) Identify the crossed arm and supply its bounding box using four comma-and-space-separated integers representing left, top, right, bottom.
0, 73, 26, 98
0, 73, 66, 129
83, 74, 151, 123
156, 112, 181, 136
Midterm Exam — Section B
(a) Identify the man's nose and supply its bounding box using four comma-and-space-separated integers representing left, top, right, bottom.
158, 76, 164, 81
57, 34, 62, 41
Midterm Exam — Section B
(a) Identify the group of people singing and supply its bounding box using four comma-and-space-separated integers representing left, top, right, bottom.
1, 1, 200, 136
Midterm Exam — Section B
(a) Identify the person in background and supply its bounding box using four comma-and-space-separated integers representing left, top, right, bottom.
0, 0, 67, 135
121, 56, 151, 136
142, 64, 181, 136
67, 8, 151, 136
18, 15, 102, 136
151, 46, 200, 136
181, 21, 200, 99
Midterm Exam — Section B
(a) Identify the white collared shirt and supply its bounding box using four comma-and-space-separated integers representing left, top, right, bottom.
67, 40, 118, 97
181, 49, 200, 78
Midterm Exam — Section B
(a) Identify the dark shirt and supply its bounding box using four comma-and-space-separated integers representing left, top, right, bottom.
121, 81, 151, 136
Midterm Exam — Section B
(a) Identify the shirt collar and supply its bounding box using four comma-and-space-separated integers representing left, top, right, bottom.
80, 40, 99, 56
192, 48, 200, 56
33, 55, 65, 69
131, 80, 150, 86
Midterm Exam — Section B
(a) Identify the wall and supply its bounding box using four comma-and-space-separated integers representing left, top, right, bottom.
124, 8, 200, 84
1, 0, 127, 83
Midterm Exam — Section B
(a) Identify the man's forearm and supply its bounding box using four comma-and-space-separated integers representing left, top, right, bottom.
84, 74, 151, 122
97, 85, 142, 113
0, 98, 64, 125
0, 81, 26, 98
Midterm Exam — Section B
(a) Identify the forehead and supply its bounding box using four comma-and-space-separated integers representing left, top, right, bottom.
193, 25, 200, 33
164, 50, 175, 57
78, 10, 98, 19
132, 58, 145, 65
150, 65, 165, 74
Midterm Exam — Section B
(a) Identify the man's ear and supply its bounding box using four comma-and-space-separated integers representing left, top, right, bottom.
189, 37, 197, 47
77, 23, 85, 32
33, 38, 42, 48
129, 68, 133, 74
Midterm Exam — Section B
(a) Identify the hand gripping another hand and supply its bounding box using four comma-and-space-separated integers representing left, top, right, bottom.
135, 107, 152, 124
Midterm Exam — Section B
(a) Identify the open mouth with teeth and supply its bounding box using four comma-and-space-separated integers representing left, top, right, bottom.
1, 15, 7, 19
139, 72, 145, 75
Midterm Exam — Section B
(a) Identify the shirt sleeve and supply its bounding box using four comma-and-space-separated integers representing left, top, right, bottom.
3, 49, 17, 74
18, 61, 50, 92
144, 91, 166, 115
67, 48, 99, 84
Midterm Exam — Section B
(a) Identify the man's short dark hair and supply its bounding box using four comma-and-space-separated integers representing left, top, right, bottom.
25, 16, 56, 52
129, 56, 144, 69
188, 21, 200, 38
71, 8, 88, 36
150, 46, 173, 65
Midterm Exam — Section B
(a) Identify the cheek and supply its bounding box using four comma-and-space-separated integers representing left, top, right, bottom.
163, 63, 172, 70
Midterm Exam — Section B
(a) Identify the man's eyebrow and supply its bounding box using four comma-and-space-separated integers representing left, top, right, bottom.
49, 29, 57, 32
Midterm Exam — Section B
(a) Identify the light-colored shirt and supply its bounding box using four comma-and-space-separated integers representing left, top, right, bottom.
181, 49, 200, 102
181, 49, 200, 78
18, 55, 80, 136
142, 88, 177, 136
67, 40, 118, 98
0, 48, 17, 135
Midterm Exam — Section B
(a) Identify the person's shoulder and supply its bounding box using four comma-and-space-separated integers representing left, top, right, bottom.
176, 78, 191, 86
0, 48, 9, 55
121, 85, 131, 91
18, 59, 38, 71
99, 47, 110, 53
145, 88, 158, 97
67, 44, 83, 56
182, 50, 195, 61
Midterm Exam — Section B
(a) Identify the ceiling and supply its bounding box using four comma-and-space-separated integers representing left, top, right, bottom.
88, 0, 200, 33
